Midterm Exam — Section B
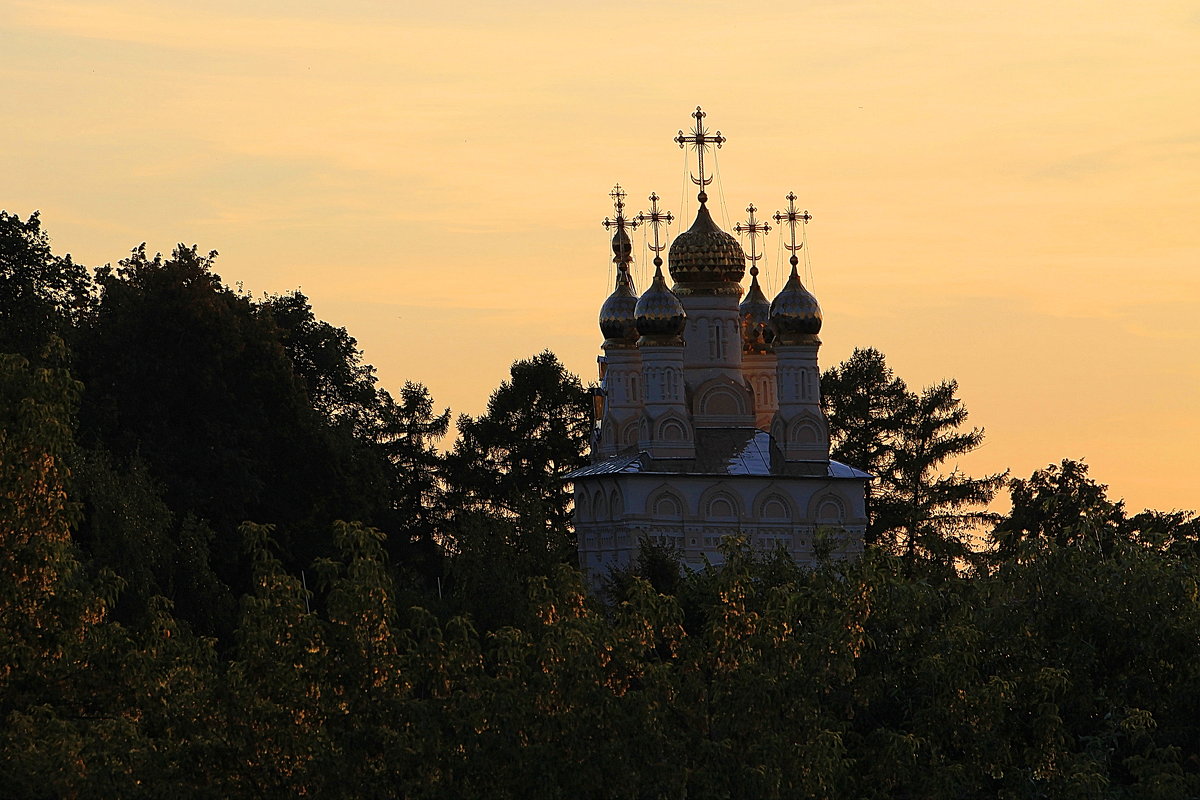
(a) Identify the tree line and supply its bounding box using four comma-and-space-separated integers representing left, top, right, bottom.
2, 210, 1198, 797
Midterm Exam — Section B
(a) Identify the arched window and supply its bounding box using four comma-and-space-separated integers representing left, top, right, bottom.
708, 321, 725, 361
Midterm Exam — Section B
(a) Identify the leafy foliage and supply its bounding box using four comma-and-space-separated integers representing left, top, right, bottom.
4, 215, 1200, 797
0, 211, 93, 361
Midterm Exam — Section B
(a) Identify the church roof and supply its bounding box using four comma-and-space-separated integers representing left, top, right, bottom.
564, 428, 871, 481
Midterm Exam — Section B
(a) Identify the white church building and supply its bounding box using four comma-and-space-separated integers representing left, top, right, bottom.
566, 107, 869, 586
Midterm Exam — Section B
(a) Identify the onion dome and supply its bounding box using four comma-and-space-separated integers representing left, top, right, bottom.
667, 203, 746, 295
635, 263, 685, 343
599, 269, 638, 347
739, 267, 774, 353
769, 263, 822, 344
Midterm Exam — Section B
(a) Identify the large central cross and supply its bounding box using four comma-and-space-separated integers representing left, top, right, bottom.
675, 106, 725, 204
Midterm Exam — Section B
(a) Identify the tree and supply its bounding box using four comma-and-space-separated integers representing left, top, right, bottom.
991, 458, 1126, 557
260, 289, 379, 425
822, 348, 1005, 562
75, 244, 391, 634
0, 348, 89, 703
262, 289, 450, 581
821, 348, 911, 544
0, 210, 92, 361
0, 346, 150, 796
368, 381, 450, 576
891, 379, 1007, 563
442, 352, 591, 627
444, 351, 591, 564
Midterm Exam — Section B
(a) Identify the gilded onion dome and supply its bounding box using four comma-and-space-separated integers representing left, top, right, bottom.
668, 203, 746, 295
599, 268, 638, 347
769, 264, 822, 344
635, 265, 686, 344
739, 267, 774, 353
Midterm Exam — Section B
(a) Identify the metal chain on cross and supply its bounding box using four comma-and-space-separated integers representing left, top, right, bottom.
602, 183, 640, 271
734, 202, 771, 280
675, 106, 725, 204
635, 192, 673, 273
772, 192, 812, 274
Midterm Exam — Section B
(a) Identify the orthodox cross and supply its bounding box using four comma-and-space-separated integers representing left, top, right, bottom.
772, 192, 812, 269
675, 106, 725, 203
734, 203, 771, 277
635, 192, 674, 270
603, 183, 640, 269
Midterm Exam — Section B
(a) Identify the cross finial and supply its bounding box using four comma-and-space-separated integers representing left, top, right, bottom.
675, 106, 725, 204
635, 192, 674, 272
734, 202, 771, 277
603, 183, 640, 269
772, 192, 812, 272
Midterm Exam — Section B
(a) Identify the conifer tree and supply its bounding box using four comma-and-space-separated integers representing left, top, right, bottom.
823, 348, 1005, 561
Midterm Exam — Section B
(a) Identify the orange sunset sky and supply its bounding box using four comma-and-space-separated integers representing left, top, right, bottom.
3, 0, 1197, 514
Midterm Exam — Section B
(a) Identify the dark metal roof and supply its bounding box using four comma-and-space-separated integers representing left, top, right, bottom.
563, 428, 871, 481
562, 451, 646, 480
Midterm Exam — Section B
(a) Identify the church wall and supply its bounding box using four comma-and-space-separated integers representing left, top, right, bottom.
574, 474, 866, 584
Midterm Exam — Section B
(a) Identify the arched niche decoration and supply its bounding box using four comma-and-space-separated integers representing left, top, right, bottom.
620, 419, 639, 447
699, 483, 743, 522
646, 485, 686, 520
593, 489, 609, 521
696, 383, 748, 417
810, 492, 846, 524
576, 489, 591, 522
753, 486, 796, 521
610, 487, 624, 518
659, 418, 688, 442
652, 411, 692, 443
787, 411, 827, 444
793, 421, 820, 445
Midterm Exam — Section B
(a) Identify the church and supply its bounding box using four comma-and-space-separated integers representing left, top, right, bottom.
566, 107, 869, 586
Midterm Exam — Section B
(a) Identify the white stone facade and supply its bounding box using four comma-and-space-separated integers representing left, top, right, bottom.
574, 444, 868, 580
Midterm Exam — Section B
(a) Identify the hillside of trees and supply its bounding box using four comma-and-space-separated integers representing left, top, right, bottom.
3, 210, 1199, 798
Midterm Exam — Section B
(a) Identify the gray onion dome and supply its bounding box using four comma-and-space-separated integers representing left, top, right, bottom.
635, 266, 686, 343
599, 269, 638, 346
769, 267, 822, 344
